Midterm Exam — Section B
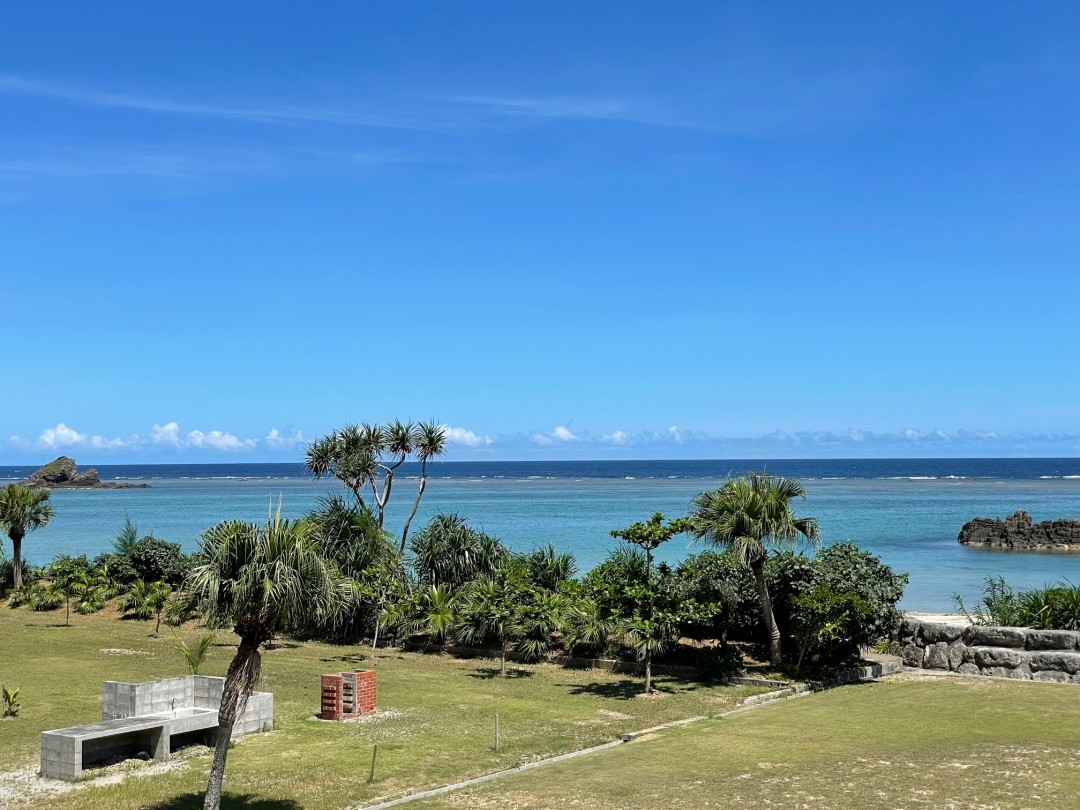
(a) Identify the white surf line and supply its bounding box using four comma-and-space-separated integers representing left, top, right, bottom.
352, 688, 813, 810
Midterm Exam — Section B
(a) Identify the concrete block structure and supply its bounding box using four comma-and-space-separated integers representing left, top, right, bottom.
319, 670, 376, 720
40, 675, 273, 781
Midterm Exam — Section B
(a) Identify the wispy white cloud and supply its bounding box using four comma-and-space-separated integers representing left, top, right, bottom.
264, 428, 305, 449
443, 426, 493, 448
531, 425, 581, 446
0, 73, 449, 133
0, 147, 280, 179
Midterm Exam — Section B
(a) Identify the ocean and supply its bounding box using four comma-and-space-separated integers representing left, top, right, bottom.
2, 458, 1079, 612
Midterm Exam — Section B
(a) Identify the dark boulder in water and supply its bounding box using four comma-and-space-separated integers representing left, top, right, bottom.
19, 456, 149, 489
958, 510, 1080, 550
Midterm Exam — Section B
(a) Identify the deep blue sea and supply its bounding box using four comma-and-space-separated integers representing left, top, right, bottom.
3, 458, 1079, 612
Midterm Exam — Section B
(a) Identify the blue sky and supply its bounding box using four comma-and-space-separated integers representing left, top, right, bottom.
2, 3, 1078, 462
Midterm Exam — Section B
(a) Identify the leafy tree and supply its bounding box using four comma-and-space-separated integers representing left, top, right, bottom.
582, 545, 650, 622
183, 508, 352, 810
672, 550, 758, 643
304, 420, 447, 549
0, 485, 54, 588
789, 584, 872, 675
689, 472, 820, 667
610, 513, 692, 694
119, 579, 173, 635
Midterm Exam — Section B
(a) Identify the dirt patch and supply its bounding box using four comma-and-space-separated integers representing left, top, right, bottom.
98, 648, 152, 656
0, 756, 194, 810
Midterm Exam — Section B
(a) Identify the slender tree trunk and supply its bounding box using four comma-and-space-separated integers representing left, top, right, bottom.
154, 610, 162, 637
65, 596, 71, 626
500, 642, 507, 677
370, 618, 380, 661
400, 461, 428, 552
644, 652, 652, 695
751, 561, 782, 666
203, 720, 234, 810
204, 637, 262, 810
11, 533, 24, 589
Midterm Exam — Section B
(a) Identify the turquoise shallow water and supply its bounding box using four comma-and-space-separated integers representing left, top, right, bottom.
3, 460, 1078, 612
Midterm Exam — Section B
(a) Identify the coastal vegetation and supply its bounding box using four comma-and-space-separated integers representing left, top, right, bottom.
954, 575, 1080, 630
303, 420, 448, 549
688, 472, 821, 665
2, 475, 907, 680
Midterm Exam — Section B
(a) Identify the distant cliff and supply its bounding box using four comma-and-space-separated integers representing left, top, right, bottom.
19, 456, 150, 490
958, 510, 1080, 550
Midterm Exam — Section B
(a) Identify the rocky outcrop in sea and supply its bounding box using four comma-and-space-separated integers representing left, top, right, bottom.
957, 509, 1080, 550
18, 456, 150, 490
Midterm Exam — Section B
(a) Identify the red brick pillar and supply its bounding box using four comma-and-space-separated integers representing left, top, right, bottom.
320, 674, 343, 721
355, 670, 377, 715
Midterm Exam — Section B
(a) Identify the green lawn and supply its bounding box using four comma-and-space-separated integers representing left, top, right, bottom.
0, 605, 763, 810
411, 676, 1080, 810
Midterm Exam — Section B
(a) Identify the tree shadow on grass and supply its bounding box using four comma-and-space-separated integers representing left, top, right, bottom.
468, 666, 535, 680
563, 676, 702, 699
141, 794, 303, 810
564, 678, 644, 699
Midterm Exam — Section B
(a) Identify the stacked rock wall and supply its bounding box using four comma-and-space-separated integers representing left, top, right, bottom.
901, 617, 1080, 682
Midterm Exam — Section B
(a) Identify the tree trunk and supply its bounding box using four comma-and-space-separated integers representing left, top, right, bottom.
400, 464, 428, 552
154, 610, 162, 637
203, 636, 262, 810
11, 533, 23, 589
65, 596, 71, 626
203, 720, 234, 810
370, 618, 380, 661
644, 651, 652, 695
751, 561, 782, 666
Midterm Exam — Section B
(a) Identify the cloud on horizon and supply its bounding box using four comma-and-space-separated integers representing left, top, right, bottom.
4, 422, 1078, 461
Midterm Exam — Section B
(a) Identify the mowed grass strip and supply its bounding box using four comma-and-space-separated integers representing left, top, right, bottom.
0, 606, 762, 810
409, 676, 1080, 810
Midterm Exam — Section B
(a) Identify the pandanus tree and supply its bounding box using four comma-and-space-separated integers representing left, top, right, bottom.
0, 484, 53, 588
304, 420, 446, 550
400, 421, 448, 550
184, 506, 352, 810
688, 472, 820, 667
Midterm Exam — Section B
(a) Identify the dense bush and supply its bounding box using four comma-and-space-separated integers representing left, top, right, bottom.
765, 541, 907, 667
671, 550, 759, 642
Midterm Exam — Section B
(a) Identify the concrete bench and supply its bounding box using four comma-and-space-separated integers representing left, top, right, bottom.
40, 676, 272, 781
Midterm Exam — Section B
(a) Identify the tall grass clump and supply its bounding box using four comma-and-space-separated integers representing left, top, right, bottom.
955, 576, 1080, 630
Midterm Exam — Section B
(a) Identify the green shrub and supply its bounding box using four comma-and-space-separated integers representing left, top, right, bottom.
956, 577, 1080, 630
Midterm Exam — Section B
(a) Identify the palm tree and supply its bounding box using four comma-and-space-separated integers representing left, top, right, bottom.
400, 421, 448, 551
119, 579, 173, 635
184, 506, 352, 810
688, 472, 820, 667
0, 485, 53, 589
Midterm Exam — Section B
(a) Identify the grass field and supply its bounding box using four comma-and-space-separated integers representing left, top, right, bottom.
0, 605, 763, 810
410, 675, 1080, 810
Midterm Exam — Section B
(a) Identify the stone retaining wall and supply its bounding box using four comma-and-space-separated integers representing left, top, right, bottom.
901, 617, 1080, 682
